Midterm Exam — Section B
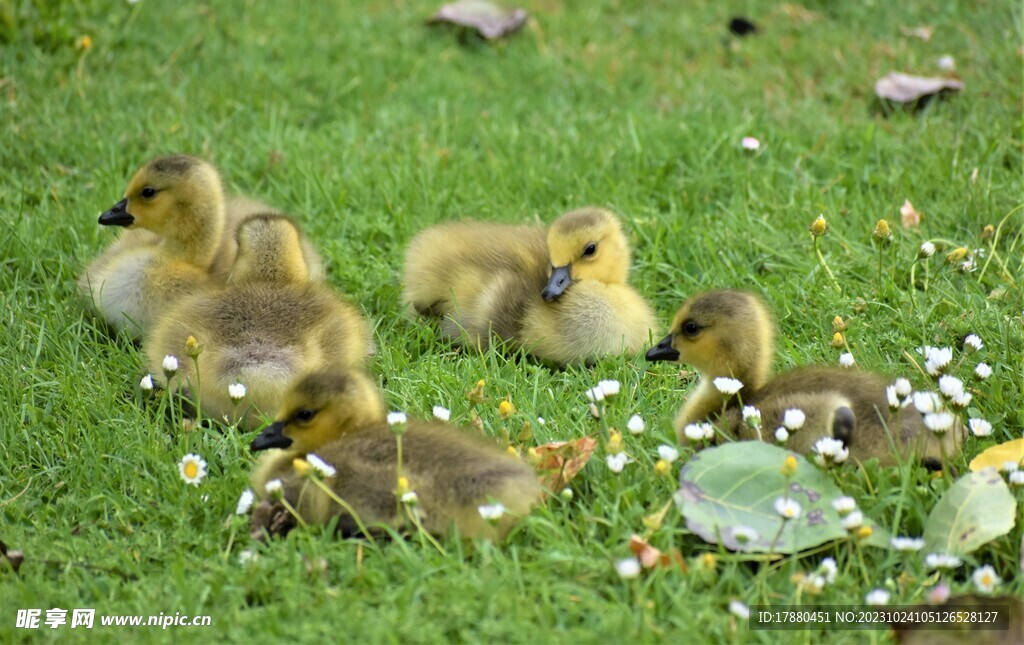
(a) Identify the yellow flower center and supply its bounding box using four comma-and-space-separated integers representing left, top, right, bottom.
183, 462, 198, 479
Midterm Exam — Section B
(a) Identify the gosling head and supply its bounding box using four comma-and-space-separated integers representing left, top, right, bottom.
542, 207, 631, 302
250, 370, 387, 453
646, 289, 775, 389
230, 214, 310, 284
99, 155, 223, 241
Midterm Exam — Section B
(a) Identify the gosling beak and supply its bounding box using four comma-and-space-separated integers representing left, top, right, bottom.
98, 198, 134, 227
645, 334, 680, 362
250, 421, 293, 452
541, 265, 572, 302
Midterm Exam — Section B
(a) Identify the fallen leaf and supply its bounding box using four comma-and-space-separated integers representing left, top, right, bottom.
428, 0, 527, 41
628, 535, 688, 572
901, 25, 935, 41
533, 436, 597, 494
969, 439, 1024, 472
900, 199, 922, 227
923, 468, 1016, 556
875, 72, 964, 104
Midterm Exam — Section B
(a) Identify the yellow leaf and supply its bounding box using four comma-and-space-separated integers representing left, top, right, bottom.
968, 439, 1024, 472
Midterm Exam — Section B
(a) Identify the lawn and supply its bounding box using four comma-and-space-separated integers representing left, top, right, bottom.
1, 0, 1021, 641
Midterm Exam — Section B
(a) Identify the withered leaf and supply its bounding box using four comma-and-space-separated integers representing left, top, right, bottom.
628, 535, 688, 572
534, 436, 597, 494
875, 72, 964, 104
428, 1, 528, 41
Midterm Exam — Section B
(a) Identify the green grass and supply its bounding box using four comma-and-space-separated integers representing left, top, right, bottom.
1, 0, 1022, 641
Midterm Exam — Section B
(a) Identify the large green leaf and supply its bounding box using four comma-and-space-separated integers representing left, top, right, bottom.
677, 442, 887, 554
923, 468, 1017, 556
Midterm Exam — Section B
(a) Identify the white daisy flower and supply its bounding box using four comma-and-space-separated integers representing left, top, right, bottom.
783, 409, 806, 430
865, 589, 890, 605
886, 386, 900, 409
741, 136, 760, 151
657, 444, 680, 463
626, 414, 645, 435
967, 418, 992, 437
972, 565, 1000, 593
818, 557, 838, 583
615, 557, 641, 579
401, 491, 419, 505
731, 526, 759, 544
894, 378, 913, 397
840, 510, 863, 531
925, 553, 962, 570
937, 55, 955, 71
812, 437, 849, 466
742, 406, 761, 427
536, 417, 546, 426
235, 489, 255, 515
774, 427, 789, 443
264, 479, 284, 500
949, 390, 972, 408
140, 374, 154, 391
178, 453, 207, 486
963, 334, 983, 352
912, 391, 942, 413
839, 352, 855, 368
712, 377, 743, 395
1008, 471, 1024, 486
923, 346, 953, 376
386, 411, 408, 426
306, 453, 337, 478
598, 379, 621, 397
606, 453, 630, 473
237, 550, 259, 564
890, 536, 924, 552
923, 412, 955, 433
774, 497, 801, 520
432, 406, 451, 422
831, 496, 857, 515
938, 375, 964, 399
162, 354, 179, 374
478, 503, 505, 520
801, 574, 826, 593
974, 363, 992, 380
728, 600, 751, 619
584, 387, 605, 403
1001, 461, 1020, 473
228, 382, 247, 401
684, 423, 715, 442
918, 242, 936, 258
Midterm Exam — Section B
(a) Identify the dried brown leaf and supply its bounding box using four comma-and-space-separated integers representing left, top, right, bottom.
534, 436, 597, 493
428, 1, 528, 41
875, 72, 964, 103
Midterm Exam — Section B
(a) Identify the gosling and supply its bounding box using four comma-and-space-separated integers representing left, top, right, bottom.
144, 214, 369, 429
646, 289, 964, 468
80, 155, 322, 337
249, 369, 542, 541
402, 207, 654, 365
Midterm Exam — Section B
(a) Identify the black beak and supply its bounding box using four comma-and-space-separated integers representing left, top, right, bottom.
541, 265, 572, 302
250, 421, 292, 452
98, 198, 134, 227
645, 334, 680, 362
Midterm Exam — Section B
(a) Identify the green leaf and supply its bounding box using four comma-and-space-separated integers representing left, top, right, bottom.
677, 442, 887, 554
923, 468, 1017, 556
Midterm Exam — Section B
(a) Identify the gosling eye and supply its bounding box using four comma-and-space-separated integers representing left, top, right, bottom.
140, 187, 158, 199
680, 320, 701, 338
294, 409, 317, 423
582, 242, 597, 258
